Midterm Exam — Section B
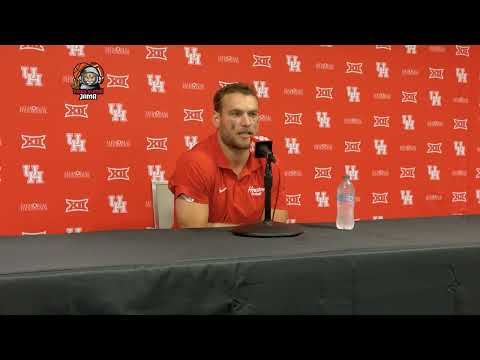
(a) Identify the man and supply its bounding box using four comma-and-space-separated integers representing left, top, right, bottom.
168, 82, 288, 228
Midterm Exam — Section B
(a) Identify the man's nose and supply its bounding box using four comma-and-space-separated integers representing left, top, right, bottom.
240, 113, 252, 126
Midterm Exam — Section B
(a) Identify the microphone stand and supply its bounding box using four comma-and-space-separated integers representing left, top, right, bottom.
232, 153, 304, 237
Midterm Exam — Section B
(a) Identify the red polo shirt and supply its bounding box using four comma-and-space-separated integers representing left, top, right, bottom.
168, 132, 287, 227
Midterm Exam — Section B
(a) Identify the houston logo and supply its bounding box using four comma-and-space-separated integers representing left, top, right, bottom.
147, 74, 166, 93
402, 114, 415, 130
400, 190, 413, 205
22, 165, 44, 184
253, 81, 269, 98
376, 62, 389, 78
427, 165, 440, 180
109, 195, 128, 213
315, 192, 330, 207
185, 47, 202, 65
286, 55, 301, 72
285, 138, 300, 154
147, 165, 166, 182
21, 66, 43, 87
456, 68, 467, 83
66, 45, 85, 57
405, 45, 417, 54
108, 103, 127, 122
66, 133, 86, 152
184, 136, 199, 150
345, 165, 359, 181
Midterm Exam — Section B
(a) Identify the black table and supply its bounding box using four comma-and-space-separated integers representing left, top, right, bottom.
1, 215, 479, 314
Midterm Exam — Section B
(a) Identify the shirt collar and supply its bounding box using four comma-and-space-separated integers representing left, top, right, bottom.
211, 131, 263, 175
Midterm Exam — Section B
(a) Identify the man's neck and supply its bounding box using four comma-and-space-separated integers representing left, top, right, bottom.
217, 133, 250, 176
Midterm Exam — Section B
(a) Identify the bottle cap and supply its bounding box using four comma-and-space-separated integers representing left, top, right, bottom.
342, 175, 350, 180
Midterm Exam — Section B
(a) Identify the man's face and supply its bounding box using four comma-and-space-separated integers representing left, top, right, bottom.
82, 72, 97, 85
215, 93, 259, 150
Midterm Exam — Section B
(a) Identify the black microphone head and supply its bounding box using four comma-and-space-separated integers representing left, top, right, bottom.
255, 140, 276, 162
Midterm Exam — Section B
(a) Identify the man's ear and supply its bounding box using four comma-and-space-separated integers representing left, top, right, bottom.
212, 112, 220, 128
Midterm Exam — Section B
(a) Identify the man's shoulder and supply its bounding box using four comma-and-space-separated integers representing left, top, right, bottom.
177, 139, 216, 169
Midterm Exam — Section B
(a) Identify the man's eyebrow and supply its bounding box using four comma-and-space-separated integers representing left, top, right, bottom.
228, 108, 258, 113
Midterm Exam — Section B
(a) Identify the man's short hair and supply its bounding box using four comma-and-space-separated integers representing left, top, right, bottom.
213, 82, 258, 113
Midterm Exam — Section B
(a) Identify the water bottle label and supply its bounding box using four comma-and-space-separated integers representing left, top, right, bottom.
338, 194, 354, 203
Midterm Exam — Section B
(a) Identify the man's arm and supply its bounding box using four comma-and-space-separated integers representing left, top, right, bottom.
273, 209, 288, 223
175, 195, 238, 228
262, 209, 289, 223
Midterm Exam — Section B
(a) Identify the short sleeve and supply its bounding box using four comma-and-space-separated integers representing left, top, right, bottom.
168, 151, 213, 204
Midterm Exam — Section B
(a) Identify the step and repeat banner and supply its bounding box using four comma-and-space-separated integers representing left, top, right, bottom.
1, 45, 479, 236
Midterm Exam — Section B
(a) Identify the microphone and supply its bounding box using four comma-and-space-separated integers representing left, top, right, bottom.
255, 140, 276, 162
233, 138, 303, 237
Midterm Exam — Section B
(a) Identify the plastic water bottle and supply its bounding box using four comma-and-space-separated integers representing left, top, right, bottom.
336, 175, 355, 230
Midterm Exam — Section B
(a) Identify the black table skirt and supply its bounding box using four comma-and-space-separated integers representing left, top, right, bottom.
0, 215, 479, 314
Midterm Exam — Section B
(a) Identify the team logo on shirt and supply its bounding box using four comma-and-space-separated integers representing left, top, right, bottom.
248, 186, 265, 197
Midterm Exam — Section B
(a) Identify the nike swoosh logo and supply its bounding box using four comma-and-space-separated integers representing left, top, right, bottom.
219, 187, 227, 193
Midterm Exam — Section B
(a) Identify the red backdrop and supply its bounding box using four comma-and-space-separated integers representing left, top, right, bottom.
2, 45, 479, 236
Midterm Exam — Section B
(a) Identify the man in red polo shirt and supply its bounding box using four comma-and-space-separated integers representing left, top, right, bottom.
168, 82, 288, 228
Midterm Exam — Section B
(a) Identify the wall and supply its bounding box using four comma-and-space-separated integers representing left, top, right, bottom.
1, 45, 479, 235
